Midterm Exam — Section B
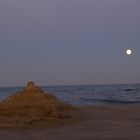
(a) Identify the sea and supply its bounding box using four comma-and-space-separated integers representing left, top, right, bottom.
0, 84, 140, 106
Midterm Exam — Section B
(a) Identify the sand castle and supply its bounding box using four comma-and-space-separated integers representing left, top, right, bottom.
0, 81, 79, 127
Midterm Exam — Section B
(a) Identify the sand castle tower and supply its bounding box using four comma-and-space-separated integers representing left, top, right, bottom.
27, 80, 35, 89
23, 80, 43, 92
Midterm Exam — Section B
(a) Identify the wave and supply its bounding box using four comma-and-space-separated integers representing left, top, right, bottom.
122, 88, 137, 92
80, 98, 140, 105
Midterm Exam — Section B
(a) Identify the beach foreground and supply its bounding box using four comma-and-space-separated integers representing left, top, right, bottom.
0, 105, 140, 140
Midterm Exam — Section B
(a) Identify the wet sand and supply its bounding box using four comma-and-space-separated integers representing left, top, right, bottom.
1, 105, 140, 140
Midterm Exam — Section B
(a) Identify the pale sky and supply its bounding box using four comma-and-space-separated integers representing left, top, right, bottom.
0, 0, 140, 86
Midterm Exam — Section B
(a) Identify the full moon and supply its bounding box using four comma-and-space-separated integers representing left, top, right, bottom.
126, 49, 132, 55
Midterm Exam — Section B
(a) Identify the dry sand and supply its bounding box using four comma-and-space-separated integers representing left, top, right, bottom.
0, 105, 140, 140
0, 82, 140, 139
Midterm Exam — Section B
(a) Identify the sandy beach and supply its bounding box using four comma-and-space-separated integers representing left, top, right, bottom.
0, 105, 140, 140
0, 0, 139, 139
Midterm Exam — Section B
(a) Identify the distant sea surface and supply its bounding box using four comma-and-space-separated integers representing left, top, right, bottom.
0, 84, 140, 106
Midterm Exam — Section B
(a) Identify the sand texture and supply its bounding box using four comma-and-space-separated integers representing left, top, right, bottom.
0, 81, 79, 127
0, 105, 140, 139
0, 82, 140, 139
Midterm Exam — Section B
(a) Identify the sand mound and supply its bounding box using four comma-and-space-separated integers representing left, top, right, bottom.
0, 81, 79, 127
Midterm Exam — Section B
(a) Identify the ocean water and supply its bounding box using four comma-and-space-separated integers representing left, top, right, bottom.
0, 84, 140, 105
